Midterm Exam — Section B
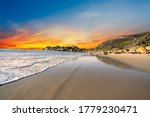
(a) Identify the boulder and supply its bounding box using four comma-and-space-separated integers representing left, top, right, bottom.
112, 49, 123, 54
128, 46, 146, 54
129, 47, 136, 53
123, 49, 129, 53
146, 46, 150, 51
101, 51, 108, 55
136, 47, 147, 54
116, 50, 123, 54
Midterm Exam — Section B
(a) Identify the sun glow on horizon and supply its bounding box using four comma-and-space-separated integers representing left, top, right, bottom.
0, 25, 116, 49
0, 0, 150, 49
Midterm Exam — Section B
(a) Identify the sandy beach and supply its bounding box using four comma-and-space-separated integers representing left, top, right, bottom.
107, 54, 150, 72
0, 55, 150, 100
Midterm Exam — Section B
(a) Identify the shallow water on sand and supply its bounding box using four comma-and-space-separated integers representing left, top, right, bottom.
0, 56, 150, 99
0, 49, 84, 85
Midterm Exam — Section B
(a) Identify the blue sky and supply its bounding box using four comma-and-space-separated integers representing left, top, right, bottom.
0, 0, 86, 24
0, 0, 150, 49
0, 0, 149, 25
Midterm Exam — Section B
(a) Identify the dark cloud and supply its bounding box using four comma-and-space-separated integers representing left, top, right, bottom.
0, 31, 14, 39
0, 26, 16, 39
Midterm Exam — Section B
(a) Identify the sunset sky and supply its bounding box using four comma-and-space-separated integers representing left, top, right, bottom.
0, 0, 150, 49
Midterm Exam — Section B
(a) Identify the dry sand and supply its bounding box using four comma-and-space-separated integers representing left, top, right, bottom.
0, 55, 150, 100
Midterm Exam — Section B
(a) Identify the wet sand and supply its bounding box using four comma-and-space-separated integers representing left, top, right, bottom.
108, 54, 150, 72
0, 56, 150, 100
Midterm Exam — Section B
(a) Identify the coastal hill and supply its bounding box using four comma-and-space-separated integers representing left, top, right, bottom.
43, 32, 150, 54
96, 32, 150, 54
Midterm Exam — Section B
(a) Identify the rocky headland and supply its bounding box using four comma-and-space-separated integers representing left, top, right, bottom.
43, 32, 150, 55
43, 46, 85, 52
91, 32, 150, 55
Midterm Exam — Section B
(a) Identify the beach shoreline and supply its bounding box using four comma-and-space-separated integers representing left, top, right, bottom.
0, 49, 85, 86
0, 54, 150, 100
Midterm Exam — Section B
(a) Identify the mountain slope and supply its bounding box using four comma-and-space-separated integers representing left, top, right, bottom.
96, 32, 150, 50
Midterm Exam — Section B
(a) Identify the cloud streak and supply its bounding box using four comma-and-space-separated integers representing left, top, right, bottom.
0, 0, 150, 49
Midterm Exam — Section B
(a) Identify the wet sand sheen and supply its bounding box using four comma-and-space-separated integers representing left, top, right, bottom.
0, 56, 150, 99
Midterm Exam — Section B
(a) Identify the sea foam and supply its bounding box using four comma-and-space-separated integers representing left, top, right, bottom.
0, 49, 84, 85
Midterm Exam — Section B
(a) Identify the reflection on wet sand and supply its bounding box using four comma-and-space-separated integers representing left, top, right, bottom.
0, 56, 150, 99
96, 55, 144, 72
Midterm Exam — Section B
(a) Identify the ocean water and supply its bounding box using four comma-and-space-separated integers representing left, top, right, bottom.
0, 49, 84, 85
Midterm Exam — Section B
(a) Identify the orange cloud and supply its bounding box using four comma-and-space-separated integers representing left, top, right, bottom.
0, 25, 131, 49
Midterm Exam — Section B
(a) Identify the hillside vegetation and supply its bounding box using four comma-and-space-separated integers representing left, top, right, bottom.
96, 32, 150, 50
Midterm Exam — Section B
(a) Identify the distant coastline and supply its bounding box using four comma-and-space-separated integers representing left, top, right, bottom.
43, 45, 86, 52
43, 32, 150, 55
